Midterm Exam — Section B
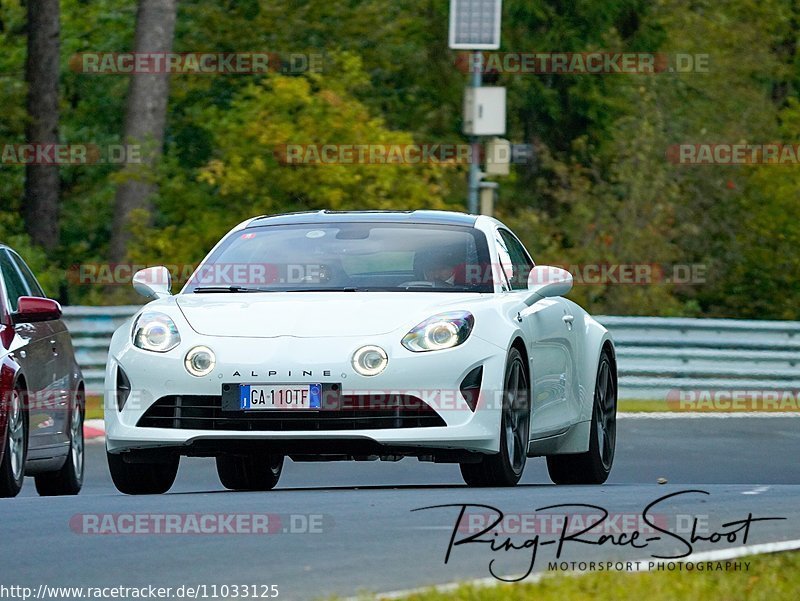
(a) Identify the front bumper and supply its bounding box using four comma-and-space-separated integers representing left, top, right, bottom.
105, 332, 506, 456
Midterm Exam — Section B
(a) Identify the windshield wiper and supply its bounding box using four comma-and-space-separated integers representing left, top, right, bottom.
281, 287, 360, 292
193, 286, 361, 293
193, 286, 269, 293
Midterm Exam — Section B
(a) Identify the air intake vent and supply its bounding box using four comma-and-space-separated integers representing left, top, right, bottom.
137, 394, 446, 431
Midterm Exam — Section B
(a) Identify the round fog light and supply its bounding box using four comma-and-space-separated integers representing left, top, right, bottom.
352, 345, 388, 377
185, 346, 216, 377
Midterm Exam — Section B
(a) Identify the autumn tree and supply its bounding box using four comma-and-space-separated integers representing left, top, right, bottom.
23, 0, 60, 250
109, 0, 177, 261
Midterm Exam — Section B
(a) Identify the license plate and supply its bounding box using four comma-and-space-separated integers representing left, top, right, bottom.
239, 384, 322, 410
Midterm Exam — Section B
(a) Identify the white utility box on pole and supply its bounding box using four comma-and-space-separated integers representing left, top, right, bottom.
485, 137, 511, 175
463, 87, 507, 136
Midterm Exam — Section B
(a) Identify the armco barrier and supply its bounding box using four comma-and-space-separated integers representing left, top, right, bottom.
61, 307, 800, 400
64, 306, 140, 396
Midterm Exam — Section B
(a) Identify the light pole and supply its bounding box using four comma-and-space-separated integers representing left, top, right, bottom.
448, 0, 504, 215
468, 52, 482, 214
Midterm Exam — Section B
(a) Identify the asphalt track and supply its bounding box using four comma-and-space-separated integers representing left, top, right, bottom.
1, 416, 799, 600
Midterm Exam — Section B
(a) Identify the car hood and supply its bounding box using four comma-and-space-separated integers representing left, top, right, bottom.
175, 292, 485, 338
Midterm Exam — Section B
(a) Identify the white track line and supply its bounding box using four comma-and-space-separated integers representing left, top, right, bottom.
742, 486, 771, 496
629, 538, 800, 569
362, 539, 800, 600
618, 412, 800, 419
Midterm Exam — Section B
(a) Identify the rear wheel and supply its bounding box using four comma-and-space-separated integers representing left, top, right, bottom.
460, 347, 529, 487
547, 347, 616, 484
0, 385, 28, 498
216, 454, 284, 491
107, 450, 179, 495
35, 390, 85, 496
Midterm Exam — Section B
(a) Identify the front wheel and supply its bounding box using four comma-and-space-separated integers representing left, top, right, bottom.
216, 454, 284, 491
107, 450, 179, 495
35, 391, 85, 496
0, 385, 28, 498
547, 347, 616, 485
460, 347, 530, 487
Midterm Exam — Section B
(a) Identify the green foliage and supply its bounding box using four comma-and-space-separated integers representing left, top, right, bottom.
0, 0, 797, 317
500, 0, 798, 318
709, 99, 800, 319
127, 54, 457, 269
505, 80, 689, 316
0, 213, 60, 295
0, 1, 28, 212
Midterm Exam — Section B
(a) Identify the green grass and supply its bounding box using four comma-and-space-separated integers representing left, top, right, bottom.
618, 399, 798, 413
618, 399, 671, 412
85, 395, 103, 420
349, 551, 799, 601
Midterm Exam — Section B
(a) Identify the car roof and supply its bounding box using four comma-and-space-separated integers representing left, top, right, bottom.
246, 210, 478, 228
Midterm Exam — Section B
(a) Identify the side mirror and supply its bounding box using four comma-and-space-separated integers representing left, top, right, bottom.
526, 266, 573, 304
133, 266, 172, 299
13, 296, 62, 323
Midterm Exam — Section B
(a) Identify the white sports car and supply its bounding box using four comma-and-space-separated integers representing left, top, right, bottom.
105, 210, 617, 494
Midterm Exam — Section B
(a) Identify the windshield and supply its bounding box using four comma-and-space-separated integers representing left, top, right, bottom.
183, 222, 494, 293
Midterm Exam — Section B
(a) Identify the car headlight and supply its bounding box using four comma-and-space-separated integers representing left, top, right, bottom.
185, 345, 216, 377
402, 311, 474, 352
132, 312, 181, 352
352, 345, 388, 376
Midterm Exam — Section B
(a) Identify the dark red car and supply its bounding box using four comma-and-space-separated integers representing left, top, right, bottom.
0, 245, 85, 497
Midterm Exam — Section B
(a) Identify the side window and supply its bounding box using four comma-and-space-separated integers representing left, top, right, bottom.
493, 234, 512, 291
0, 250, 30, 312
8, 251, 45, 297
498, 230, 535, 291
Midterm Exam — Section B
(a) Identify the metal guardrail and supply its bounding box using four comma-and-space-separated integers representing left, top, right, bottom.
599, 316, 800, 399
62, 307, 800, 400
64, 306, 140, 396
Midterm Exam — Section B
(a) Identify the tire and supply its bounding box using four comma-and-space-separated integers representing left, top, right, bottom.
216, 454, 284, 491
0, 384, 28, 498
460, 347, 529, 487
35, 389, 85, 496
547, 347, 617, 485
107, 450, 179, 495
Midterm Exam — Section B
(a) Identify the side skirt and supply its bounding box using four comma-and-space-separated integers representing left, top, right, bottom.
527, 420, 590, 457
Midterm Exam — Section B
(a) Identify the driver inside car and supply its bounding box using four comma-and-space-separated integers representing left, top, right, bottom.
418, 252, 460, 287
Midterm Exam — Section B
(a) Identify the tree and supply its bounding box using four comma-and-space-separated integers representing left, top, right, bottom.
109, 0, 176, 261
1, 0, 797, 316
23, 0, 60, 251
124, 55, 458, 273
708, 99, 800, 320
